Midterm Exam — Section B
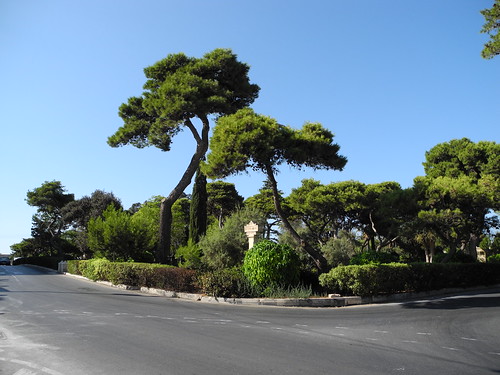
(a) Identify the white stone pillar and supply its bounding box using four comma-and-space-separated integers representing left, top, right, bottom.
244, 221, 259, 249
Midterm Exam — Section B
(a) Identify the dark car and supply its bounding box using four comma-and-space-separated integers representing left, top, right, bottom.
0, 257, 11, 265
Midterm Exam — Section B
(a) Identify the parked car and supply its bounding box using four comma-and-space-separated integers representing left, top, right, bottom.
0, 256, 11, 265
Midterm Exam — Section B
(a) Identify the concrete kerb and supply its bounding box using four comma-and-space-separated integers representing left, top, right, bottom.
61, 271, 500, 308
62, 271, 361, 307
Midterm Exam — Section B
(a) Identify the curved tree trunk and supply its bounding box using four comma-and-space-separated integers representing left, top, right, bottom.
264, 165, 329, 273
156, 117, 210, 264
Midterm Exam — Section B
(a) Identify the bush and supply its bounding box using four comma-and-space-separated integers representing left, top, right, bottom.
349, 250, 399, 265
197, 268, 254, 298
66, 259, 198, 292
200, 206, 266, 269
242, 240, 300, 290
434, 251, 476, 263
140, 267, 198, 292
175, 239, 203, 269
319, 263, 500, 297
321, 234, 358, 267
261, 284, 312, 298
488, 254, 500, 263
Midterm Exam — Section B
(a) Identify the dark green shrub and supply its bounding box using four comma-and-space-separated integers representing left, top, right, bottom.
349, 250, 399, 265
319, 263, 500, 297
319, 264, 409, 296
175, 239, 203, 269
145, 267, 198, 292
200, 206, 266, 269
77, 258, 111, 281
65, 259, 197, 292
197, 268, 253, 298
487, 254, 500, 263
320, 234, 358, 267
434, 251, 476, 263
67, 260, 81, 275
242, 240, 300, 290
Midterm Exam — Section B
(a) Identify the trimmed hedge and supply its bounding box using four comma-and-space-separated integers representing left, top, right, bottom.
319, 263, 500, 297
67, 259, 198, 292
197, 268, 254, 298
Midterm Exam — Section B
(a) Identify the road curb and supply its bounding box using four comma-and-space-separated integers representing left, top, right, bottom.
60, 270, 500, 308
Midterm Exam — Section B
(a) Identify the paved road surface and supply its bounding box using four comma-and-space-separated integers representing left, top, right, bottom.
1, 265, 499, 374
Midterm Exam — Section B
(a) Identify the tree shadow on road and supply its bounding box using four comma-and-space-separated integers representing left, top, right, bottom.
401, 290, 500, 310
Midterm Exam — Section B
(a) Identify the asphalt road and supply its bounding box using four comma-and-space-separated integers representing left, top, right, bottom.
1, 265, 499, 375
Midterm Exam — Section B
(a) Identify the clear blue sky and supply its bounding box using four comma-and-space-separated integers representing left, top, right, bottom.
1, 0, 498, 253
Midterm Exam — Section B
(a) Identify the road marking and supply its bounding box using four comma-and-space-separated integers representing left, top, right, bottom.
417, 332, 431, 335
488, 352, 500, 356
365, 338, 379, 341
460, 337, 477, 341
374, 330, 388, 334
441, 347, 460, 351
8, 359, 64, 375
14, 368, 37, 375
256, 321, 270, 324
402, 340, 419, 344
335, 326, 349, 330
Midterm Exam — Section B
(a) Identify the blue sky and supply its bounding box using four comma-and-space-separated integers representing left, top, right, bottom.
1, 0, 498, 253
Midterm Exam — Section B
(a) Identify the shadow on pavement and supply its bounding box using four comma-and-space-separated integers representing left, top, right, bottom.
401, 290, 500, 310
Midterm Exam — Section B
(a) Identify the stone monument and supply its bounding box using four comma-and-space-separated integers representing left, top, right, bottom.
244, 221, 259, 249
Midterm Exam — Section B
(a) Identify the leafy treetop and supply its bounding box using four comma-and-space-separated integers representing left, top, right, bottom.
481, 0, 500, 59
108, 48, 260, 151
203, 108, 347, 177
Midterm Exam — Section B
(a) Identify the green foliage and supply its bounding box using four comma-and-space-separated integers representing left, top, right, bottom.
189, 169, 207, 243
480, 233, 500, 254
26, 180, 75, 214
108, 49, 260, 151
349, 250, 400, 265
200, 206, 266, 269
204, 108, 347, 179
10, 238, 40, 257
320, 233, 359, 267
108, 49, 259, 264
487, 254, 500, 263
260, 284, 313, 299
197, 268, 253, 298
66, 260, 197, 292
242, 240, 300, 290
62, 190, 122, 230
175, 239, 203, 269
131, 197, 162, 252
87, 205, 155, 262
171, 197, 191, 252
203, 108, 347, 272
207, 181, 244, 227
319, 263, 500, 296
288, 179, 366, 243
76, 258, 113, 281
319, 264, 409, 296
481, 0, 500, 59
423, 138, 500, 181
434, 250, 476, 263
25, 180, 75, 256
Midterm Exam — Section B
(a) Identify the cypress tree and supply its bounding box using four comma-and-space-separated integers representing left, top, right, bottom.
189, 169, 207, 243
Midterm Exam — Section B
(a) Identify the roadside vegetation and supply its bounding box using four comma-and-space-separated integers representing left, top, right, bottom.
10, 48, 500, 298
